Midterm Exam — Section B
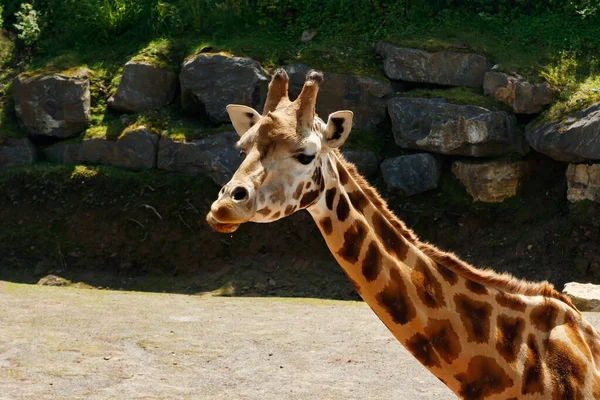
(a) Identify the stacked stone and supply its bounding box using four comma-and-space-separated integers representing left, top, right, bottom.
4, 44, 598, 204
376, 42, 565, 202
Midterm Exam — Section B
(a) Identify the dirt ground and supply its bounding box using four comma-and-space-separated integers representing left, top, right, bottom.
0, 281, 462, 400
2, 281, 600, 400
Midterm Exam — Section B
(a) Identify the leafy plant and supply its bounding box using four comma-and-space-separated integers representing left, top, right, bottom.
14, 3, 41, 46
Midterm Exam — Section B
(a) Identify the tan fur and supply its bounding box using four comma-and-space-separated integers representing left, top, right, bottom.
333, 149, 577, 310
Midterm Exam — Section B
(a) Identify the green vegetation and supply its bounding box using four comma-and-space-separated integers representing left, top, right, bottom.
0, 1, 598, 140
13, 3, 40, 47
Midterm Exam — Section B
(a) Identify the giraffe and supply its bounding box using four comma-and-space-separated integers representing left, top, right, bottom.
206, 68, 600, 399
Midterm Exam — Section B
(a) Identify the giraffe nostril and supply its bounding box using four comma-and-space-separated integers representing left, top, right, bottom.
231, 186, 249, 202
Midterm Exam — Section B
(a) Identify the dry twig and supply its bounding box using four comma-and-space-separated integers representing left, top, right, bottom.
141, 204, 163, 220
126, 217, 145, 229
177, 212, 194, 233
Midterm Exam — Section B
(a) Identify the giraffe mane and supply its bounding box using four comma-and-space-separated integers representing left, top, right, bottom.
333, 149, 577, 311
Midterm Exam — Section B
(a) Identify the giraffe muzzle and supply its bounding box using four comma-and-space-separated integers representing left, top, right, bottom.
206, 181, 257, 233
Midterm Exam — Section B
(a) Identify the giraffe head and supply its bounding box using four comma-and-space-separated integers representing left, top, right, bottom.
207, 69, 353, 233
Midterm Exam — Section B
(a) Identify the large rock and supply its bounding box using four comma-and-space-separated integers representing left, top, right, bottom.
157, 131, 240, 186
388, 97, 525, 157
452, 160, 530, 203
180, 54, 270, 123
563, 282, 600, 311
526, 102, 600, 162
484, 72, 556, 114
37, 275, 71, 287
285, 64, 394, 131
380, 153, 441, 196
566, 163, 600, 203
342, 150, 380, 178
375, 42, 490, 87
0, 138, 36, 169
108, 61, 177, 113
44, 126, 158, 170
13, 69, 91, 138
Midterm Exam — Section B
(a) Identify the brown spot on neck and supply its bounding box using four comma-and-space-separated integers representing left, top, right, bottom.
454, 356, 514, 400
347, 190, 369, 214
410, 258, 446, 309
466, 280, 489, 295
336, 194, 350, 221
522, 334, 545, 396
375, 268, 416, 325
424, 318, 462, 364
530, 303, 559, 332
361, 241, 382, 282
337, 220, 368, 263
372, 211, 408, 261
454, 294, 492, 343
337, 161, 349, 185
325, 187, 336, 210
405, 333, 441, 368
436, 263, 458, 285
496, 292, 527, 312
496, 314, 525, 364
319, 217, 333, 235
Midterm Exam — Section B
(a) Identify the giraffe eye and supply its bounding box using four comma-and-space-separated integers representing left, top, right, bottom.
295, 153, 315, 165
239, 150, 246, 159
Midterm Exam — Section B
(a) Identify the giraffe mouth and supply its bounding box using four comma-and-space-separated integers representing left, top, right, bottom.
206, 212, 241, 233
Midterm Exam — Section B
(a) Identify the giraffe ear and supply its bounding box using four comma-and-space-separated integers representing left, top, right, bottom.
226, 105, 261, 137
324, 111, 353, 148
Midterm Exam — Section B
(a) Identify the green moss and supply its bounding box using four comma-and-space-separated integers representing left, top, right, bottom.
344, 129, 385, 153
0, 33, 14, 68
530, 72, 600, 129
131, 39, 180, 72
18, 66, 87, 81
124, 107, 234, 141
396, 87, 511, 111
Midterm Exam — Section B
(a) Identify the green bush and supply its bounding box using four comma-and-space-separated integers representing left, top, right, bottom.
0, 0, 594, 53
14, 3, 41, 46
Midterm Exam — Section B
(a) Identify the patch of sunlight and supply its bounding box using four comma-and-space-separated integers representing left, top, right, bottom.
70, 165, 98, 179
532, 52, 600, 127
131, 38, 176, 71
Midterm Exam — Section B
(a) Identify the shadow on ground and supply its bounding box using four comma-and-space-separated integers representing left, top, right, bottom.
1, 159, 599, 300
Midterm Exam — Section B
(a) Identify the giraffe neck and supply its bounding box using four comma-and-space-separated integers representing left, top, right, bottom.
306, 151, 600, 399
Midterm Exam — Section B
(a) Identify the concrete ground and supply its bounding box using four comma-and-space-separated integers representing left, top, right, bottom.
1, 282, 599, 400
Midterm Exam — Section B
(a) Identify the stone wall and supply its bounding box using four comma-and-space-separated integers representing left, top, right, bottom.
2, 44, 599, 207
